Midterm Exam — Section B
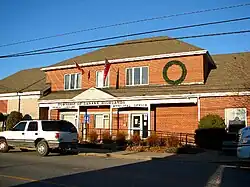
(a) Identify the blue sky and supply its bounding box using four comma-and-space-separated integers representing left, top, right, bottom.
0, 0, 249, 79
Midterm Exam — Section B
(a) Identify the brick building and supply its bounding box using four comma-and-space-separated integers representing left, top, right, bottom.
38, 36, 250, 139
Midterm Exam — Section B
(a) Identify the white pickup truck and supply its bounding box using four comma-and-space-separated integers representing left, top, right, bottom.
0, 120, 78, 156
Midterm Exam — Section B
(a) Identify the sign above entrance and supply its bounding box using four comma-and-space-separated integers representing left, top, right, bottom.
50, 100, 149, 109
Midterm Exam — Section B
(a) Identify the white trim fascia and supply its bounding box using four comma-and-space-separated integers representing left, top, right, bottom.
0, 95, 41, 100
38, 90, 250, 104
41, 50, 208, 71
0, 91, 41, 97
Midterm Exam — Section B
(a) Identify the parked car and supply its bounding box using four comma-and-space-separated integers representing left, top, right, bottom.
237, 126, 250, 159
0, 120, 78, 156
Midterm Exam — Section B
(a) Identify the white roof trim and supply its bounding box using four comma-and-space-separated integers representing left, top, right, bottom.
38, 91, 250, 104
72, 87, 115, 100
41, 50, 207, 71
0, 91, 41, 97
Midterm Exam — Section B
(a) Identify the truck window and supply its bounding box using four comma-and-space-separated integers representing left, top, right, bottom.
12, 122, 26, 131
27, 122, 38, 131
42, 120, 77, 132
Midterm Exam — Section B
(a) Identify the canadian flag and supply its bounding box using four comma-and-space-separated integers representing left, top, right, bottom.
103, 58, 111, 84
74, 62, 84, 74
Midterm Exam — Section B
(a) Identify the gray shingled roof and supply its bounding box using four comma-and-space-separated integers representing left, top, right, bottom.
47, 36, 203, 68
0, 68, 49, 94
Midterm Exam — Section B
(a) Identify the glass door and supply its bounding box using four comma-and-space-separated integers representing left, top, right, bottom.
131, 114, 142, 137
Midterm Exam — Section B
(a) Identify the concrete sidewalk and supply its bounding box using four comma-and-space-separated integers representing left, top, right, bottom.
77, 147, 240, 162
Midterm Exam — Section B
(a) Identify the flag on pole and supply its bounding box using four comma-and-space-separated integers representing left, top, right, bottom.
103, 58, 111, 85
74, 62, 84, 74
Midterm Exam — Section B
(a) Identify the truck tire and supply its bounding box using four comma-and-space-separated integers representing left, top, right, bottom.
36, 141, 49, 157
0, 139, 9, 153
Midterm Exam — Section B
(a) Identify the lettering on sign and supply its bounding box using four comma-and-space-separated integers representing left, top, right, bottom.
51, 100, 149, 109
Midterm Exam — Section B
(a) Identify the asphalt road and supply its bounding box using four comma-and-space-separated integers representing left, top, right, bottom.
1, 150, 250, 187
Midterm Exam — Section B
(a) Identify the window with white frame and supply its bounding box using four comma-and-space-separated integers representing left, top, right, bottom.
94, 114, 110, 129
64, 73, 81, 90
126, 66, 148, 86
96, 70, 109, 88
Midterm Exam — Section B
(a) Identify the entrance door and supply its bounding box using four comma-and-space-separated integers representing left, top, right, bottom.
131, 114, 142, 137
131, 114, 148, 138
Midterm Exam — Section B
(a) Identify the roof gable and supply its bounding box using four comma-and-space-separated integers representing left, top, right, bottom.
73, 87, 115, 100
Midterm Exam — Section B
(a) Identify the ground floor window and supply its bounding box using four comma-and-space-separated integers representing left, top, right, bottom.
94, 114, 109, 129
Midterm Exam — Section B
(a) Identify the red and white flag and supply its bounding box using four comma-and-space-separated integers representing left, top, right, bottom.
74, 62, 84, 74
103, 58, 111, 84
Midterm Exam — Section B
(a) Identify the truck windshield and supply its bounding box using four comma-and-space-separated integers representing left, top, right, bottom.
42, 120, 77, 133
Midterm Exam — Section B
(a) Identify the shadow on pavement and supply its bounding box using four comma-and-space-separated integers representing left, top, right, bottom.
10, 153, 228, 187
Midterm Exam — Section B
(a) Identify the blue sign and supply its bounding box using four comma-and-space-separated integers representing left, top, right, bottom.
84, 114, 90, 123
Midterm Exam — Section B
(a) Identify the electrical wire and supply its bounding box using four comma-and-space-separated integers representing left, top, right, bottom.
0, 2, 249, 48
2, 16, 250, 57
0, 30, 249, 59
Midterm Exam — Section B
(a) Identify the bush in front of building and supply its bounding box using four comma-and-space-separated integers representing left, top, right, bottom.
195, 128, 227, 150
102, 131, 113, 144
146, 133, 160, 147
115, 131, 126, 146
88, 130, 98, 143
166, 135, 180, 147
6, 111, 23, 130
198, 114, 225, 129
130, 133, 141, 146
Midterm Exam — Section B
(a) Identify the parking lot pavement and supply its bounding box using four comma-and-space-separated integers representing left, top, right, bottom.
1, 150, 250, 187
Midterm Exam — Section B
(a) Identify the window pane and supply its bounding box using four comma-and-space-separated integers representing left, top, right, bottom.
13, 122, 26, 131
126, 68, 132, 85
96, 71, 103, 88
42, 121, 77, 132
134, 67, 140, 85
142, 67, 148, 84
76, 74, 81, 89
95, 114, 103, 128
27, 122, 38, 131
103, 119, 109, 129
70, 74, 76, 89
64, 75, 70, 90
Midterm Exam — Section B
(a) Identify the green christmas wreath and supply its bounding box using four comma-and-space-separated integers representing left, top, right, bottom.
162, 60, 187, 85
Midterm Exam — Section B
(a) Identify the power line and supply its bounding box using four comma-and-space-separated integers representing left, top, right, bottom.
0, 2, 249, 48
1, 29, 249, 59
4, 16, 250, 57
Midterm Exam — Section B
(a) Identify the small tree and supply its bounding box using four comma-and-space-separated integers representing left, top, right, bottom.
199, 114, 225, 129
6, 111, 23, 130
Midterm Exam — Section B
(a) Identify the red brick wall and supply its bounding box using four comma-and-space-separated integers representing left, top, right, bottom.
0, 100, 7, 113
155, 104, 198, 133
46, 55, 204, 91
200, 96, 250, 125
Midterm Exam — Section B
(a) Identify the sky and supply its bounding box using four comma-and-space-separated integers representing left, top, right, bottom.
0, 0, 250, 79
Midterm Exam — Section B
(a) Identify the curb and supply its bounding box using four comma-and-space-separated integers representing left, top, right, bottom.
78, 152, 153, 160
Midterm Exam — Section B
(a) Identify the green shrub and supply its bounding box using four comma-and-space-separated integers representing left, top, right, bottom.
6, 111, 23, 130
195, 128, 227, 150
115, 131, 126, 146
199, 114, 225, 129
130, 133, 141, 146
88, 130, 98, 143
102, 131, 113, 144
146, 133, 160, 147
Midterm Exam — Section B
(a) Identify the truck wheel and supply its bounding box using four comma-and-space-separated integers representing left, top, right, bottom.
36, 141, 49, 157
0, 139, 9, 153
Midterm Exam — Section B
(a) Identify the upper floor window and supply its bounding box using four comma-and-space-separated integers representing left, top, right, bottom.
64, 73, 81, 90
126, 66, 149, 86
96, 70, 109, 88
